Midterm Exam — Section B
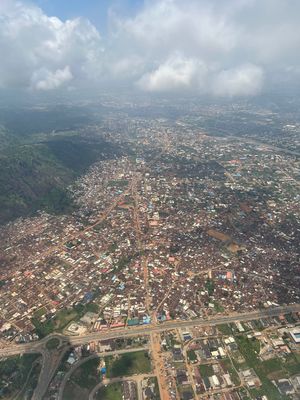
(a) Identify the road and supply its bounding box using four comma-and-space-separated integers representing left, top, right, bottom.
32, 345, 70, 400
210, 131, 300, 158
57, 346, 149, 400
150, 332, 171, 400
66, 304, 300, 346
0, 304, 299, 358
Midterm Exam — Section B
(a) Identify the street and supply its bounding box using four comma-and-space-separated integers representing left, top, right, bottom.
0, 304, 299, 358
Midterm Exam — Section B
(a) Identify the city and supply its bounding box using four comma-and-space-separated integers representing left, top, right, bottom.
0, 105, 299, 399
0, 0, 300, 399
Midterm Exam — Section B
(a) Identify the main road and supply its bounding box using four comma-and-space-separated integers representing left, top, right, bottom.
0, 304, 299, 358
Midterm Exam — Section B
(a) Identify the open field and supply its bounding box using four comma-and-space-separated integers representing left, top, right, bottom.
71, 357, 100, 390
199, 363, 214, 377
62, 381, 89, 400
105, 351, 152, 378
95, 382, 123, 400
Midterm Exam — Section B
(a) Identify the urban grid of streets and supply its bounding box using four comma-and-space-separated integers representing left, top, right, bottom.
0, 110, 300, 399
1, 304, 300, 400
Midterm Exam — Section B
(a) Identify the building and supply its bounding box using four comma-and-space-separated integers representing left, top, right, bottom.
289, 328, 300, 344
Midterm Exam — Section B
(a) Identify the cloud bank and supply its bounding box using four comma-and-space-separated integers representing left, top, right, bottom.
0, 0, 102, 90
0, 0, 299, 96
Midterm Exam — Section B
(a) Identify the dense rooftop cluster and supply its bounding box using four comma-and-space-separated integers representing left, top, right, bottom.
0, 110, 299, 343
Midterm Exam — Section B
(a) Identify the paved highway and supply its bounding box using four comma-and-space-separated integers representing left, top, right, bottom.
67, 304, 300, 345
0, 304, 299, 358
32, 346, 69, 400
212, 132, 300, 158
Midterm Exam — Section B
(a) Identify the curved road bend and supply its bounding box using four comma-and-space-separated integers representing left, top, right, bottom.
32, 346, 70, 400
58, 346, 149, 400
58, 354, 98, 400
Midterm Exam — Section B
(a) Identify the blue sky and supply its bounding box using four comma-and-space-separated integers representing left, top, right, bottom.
34, 0, 142, 31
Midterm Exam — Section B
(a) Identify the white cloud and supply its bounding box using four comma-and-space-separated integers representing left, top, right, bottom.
212, 64, 264, 97
110, 0, 266, 95
111, 0, 300, 95
0, 0, 102, 90
137, 54, 208, 92
0, 0, 300, 96
109, 56, 144, 79
115, 0, 237, 57
31, 66, 73, 91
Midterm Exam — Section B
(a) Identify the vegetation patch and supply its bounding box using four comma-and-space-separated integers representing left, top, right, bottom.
213, 301, 224, 312
71, 357, 100, 390
221, 358, 240, 385
33, 307, 47, 319
46, 338, 60, 350
199, 364, 214, 377
63, 381, 89, 400
32, 302, 100, 337
284, 353, 300, 375
106, 351, 151, 378
187, 349, 197, 362
236, 335, 289, 400
108, 180, 128, 188
36, 187, 75, 215
0, 117, 122, 225
218, 323, 232, 335
31, 316, 55, 337
95, 382, 123, 400
205, 278, 215, 296
0, 354, 41, 399
262, 358, 284, 375
115, 254, 134, 271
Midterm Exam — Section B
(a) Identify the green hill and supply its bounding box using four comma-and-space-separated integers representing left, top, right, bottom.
0, 134, 121, 224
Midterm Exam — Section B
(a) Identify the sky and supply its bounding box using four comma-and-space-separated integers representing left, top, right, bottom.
0, 0, 300, 98
34, 0, 142, 31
